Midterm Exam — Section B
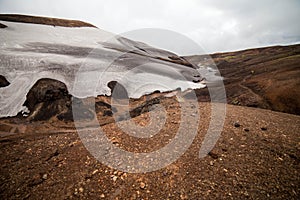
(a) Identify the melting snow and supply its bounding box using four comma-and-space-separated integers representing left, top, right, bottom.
0, 21, 206, 117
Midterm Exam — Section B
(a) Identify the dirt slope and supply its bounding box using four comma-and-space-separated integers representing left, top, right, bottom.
0, 96, 299, 199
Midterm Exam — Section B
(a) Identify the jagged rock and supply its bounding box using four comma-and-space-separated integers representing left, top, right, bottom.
0, 75, 10, 87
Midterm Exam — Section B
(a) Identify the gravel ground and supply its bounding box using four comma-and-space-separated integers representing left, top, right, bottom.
0, 100, 299, 200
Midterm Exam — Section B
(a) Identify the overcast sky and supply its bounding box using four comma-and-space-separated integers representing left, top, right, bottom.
1, 0, 300, 55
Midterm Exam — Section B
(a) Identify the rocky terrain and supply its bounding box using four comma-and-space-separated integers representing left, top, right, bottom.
0, 15, 299, 199
0, 92, 299, 199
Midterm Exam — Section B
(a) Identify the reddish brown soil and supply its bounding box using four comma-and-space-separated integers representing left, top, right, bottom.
0, 95, 299, 199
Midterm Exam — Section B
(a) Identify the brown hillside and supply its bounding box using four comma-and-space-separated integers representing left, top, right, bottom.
187, 44, 300, 115
0, 14, 96, 28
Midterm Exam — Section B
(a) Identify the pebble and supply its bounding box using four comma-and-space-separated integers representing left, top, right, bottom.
244, 128, 250, 132
42, 174, 48, 180
100, 194, 105, 198
79, 187, 84, 193
234, 122, 241, 127
261, 127, 267, 131
208, 151, 219, 159
111, 137, 118, 144
140, 182, 146, 189
112, 175, 118, 182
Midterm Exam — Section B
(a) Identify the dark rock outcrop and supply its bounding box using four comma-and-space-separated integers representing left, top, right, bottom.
24, 78, 71, 121
0, 23, 7, 28
57, 97, 94, 122
0, 75, 10, 87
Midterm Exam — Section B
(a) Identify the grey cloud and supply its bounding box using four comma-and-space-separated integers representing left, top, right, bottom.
0, 0, 299, 55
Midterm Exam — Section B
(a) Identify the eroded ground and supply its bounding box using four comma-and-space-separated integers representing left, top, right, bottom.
0, 96, 299, 199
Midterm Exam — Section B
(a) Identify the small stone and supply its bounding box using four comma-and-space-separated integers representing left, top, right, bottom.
42, 174, 48, 180
79, 187, 84, 193
162, 171, 168, 176
209, 161, 214, 166
208, 151, 219, 159
117, 171, 123, 176
111, 137, 118, 144
261, 127, 267, 131
140, 182, 146, 189
112, 175, 118, 182
28, 174, 43, 186
244, 128, 250, 132
180, 194, 188, 199
92, 169, 99, 175
100, 194, 105, 198
234, 122, 240, 127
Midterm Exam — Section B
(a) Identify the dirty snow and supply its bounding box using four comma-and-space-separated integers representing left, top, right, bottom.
0, 21, 207, 117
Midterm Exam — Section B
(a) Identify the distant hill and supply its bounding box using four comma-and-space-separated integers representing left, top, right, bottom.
187, 44, 300, 115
